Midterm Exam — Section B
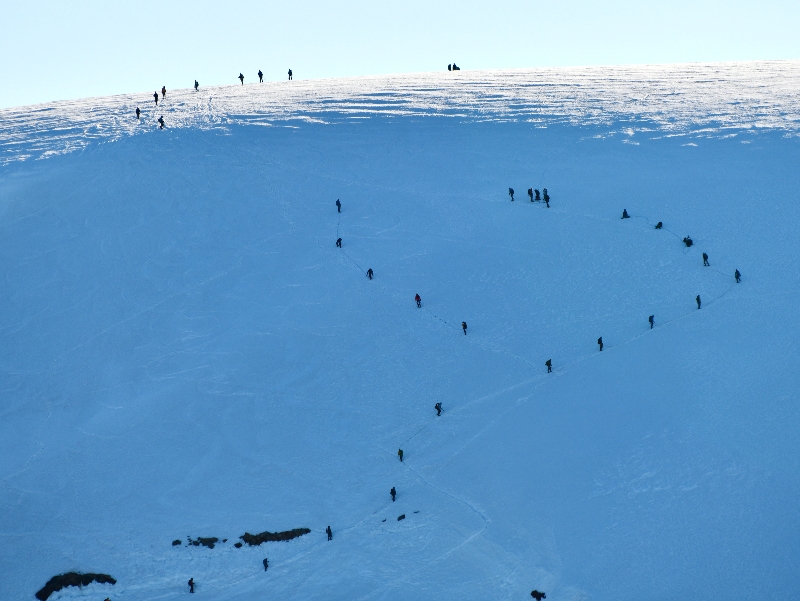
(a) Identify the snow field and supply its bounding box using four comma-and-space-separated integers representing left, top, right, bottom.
1, 92, 800, 600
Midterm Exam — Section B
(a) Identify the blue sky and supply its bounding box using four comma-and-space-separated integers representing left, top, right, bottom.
1, 0, 798, 108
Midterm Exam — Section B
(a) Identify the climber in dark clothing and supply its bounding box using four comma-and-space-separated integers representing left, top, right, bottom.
158, 116, 165, 129
703, 252, 709, 266
448, 64, 452, 71
153, 91, 159, 105
390, 487, 396, 501
535, 189, 541, 201
263, 558, 269, 571
288, 69, 293, 80
598, 337, 603, 351
655, 222, 662, 229
239, 73, 244, 85
530, 591, 546, 601
452, 63, 460, 70
161, 86, 166, 99
398, 449, 403, 462
135, 107, 140, 119
435, 402, 442, 416
194, 80, 199, 91
649, 315, 654, 329
528, 188, 533, 201
367, 268, 373, 280
336, 199, 341, 212
415, 294, 421, 308
545, 359, 552, 373
621, 209, 630, 219
696, 295, 701, 309
543, 189, 550, 208
735, 269, 741, 283
188, 578, 194, 593
258, 70, 263, 83
462, 321, 467, 335
336, 238, 342, 248
326, 526, 332, 540
509, 188, 514, 201
683, 236, 693, 247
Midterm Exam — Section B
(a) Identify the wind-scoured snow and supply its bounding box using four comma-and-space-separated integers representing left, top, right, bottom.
1, 63, 799, 601
2, 61, 800, 165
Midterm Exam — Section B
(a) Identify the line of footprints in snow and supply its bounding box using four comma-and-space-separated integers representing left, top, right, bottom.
334, 188, 743, 601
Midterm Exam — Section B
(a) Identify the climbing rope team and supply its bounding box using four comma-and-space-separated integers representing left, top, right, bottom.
325, 184, 740, 599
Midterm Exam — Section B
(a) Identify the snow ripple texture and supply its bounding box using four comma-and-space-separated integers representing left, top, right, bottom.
2, 60, 799, 165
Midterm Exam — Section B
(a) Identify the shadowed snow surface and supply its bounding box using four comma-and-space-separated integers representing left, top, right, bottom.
1, 65, 799, 601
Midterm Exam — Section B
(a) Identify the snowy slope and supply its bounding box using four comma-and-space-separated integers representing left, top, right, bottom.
1, 65, 799, 601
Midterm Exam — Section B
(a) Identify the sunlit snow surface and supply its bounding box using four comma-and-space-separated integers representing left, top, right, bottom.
2, 61, 800, 165
1, 63, 799, 601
